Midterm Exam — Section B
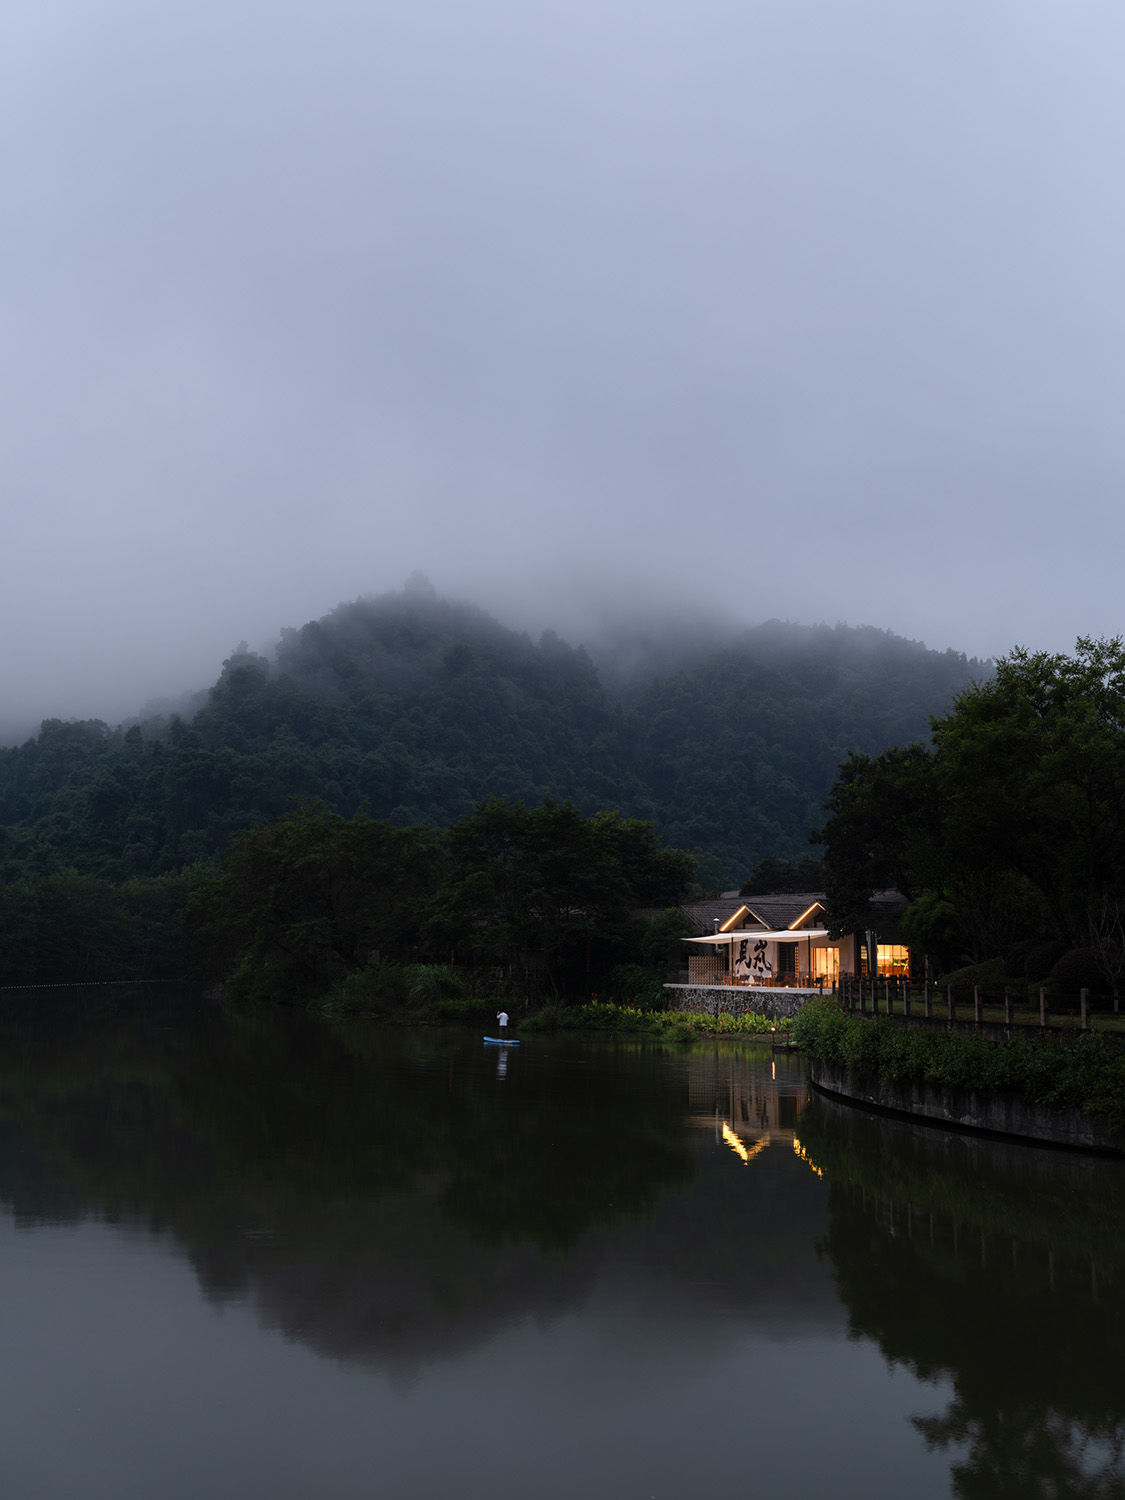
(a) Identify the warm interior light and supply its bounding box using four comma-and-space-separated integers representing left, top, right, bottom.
874, 944, 910, 976
812, 946, 840, 978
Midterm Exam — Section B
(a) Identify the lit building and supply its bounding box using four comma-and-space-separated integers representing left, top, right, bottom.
646, 889, 911, 992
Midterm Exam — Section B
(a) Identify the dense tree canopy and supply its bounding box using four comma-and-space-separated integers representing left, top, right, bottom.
739, 855, 826, 897
0, 587, 988, 984
184, 798, 694, 1002
818, 637, 1125, 969
426, 798, 694, 989
0, 588, 985, 891
182, 805, 443, 1003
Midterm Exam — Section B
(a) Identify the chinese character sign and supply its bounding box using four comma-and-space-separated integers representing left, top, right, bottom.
734, 938, 773, 982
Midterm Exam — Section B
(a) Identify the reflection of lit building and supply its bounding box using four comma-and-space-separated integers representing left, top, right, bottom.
681, 1050, 822, 1175
654, 889, 911, 994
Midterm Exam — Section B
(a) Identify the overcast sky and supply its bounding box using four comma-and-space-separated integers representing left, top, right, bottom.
3, 0, 1124, 735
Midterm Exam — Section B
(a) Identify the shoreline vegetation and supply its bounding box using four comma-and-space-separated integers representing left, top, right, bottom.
314, 977, 793, 1041
794, 997, 1125, 1123
520, 1002, 792, 1039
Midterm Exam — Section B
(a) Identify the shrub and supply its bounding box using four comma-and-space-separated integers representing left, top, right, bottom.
934, 957, 1006, 998
1024, 940, 1068, 982
322, 964, 409, 1014
794, 997, 1125, 1120
318, 963, 492, 1021
605, 963, 666, 1009
404, 964, 467, 1003
523, 1002, 565, 1031
1003, 939, 1039, 979
1049, 947, 1104, 997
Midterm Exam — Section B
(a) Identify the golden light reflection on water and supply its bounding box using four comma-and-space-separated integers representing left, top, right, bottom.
792, 1138, 824, 1178
721, 1122, 768, 1165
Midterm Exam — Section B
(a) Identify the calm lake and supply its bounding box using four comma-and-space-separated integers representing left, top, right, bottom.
0, 990, 1122, 1499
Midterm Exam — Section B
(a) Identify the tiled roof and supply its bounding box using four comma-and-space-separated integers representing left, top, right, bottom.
635, 888, 907, 936
736, 892, 826, 931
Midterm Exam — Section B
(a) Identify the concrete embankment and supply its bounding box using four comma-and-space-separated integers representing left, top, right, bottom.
809, 1059, 1125, 1154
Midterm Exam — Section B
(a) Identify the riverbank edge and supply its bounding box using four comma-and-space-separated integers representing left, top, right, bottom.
516, 1001, 794, 1039
312, 995, 794, 1039
808, 1059, 1125, 1154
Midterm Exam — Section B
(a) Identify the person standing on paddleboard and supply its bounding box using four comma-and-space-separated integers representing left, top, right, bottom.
497, 1009, 509, 1038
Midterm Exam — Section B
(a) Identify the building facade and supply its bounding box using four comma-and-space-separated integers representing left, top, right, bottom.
663, 889, 911, 991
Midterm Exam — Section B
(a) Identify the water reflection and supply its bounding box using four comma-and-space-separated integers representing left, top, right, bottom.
0, 1005, 840, 1374
798, 1095, 1125, 1499
10, 998, 1123, 1496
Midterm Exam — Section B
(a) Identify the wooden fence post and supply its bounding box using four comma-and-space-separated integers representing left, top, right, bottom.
924, 978, 931, 1019
904, 981, 912, 1018
1040, 988, 1048, 1029
1004, 987, 1013, 1026
973, 985, 981, 1025
1081, 988, 1089, 1031
947, 984, 954, 1023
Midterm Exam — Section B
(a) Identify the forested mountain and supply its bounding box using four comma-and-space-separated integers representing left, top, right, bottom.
0, 584, 989, 891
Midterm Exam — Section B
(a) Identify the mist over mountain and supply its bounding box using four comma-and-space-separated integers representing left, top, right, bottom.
0, 584, 988, 890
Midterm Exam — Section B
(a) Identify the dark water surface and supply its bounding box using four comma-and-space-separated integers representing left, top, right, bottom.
0, 994, 1123, 1499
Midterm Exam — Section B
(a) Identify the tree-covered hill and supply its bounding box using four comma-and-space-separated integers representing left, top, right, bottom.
0, 584, 989, 889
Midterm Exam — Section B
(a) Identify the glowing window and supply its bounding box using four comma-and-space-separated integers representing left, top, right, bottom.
811, 947, 839, 979
859, 944, 911, 976
877, 944, 910, 976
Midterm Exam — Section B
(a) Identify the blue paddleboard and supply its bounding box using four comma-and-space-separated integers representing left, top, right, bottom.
483, 1036, 520, 1045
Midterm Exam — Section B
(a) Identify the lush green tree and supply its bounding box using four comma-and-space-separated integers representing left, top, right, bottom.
428, 798, 693, 993
182, 804, 442, 1003
0, 866, 198, 985
816, 743, 942, 938
933, 637, 1125, 946
638, 907, 697, 970
739, 855, 826, 896
819, 638, 1125, 962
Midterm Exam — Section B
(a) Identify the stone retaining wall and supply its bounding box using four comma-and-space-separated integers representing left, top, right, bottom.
663, 984, 818, 1022
810, 1059, 1125, 1153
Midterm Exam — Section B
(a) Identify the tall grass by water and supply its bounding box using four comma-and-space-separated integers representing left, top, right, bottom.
523, 1001, 793, 1040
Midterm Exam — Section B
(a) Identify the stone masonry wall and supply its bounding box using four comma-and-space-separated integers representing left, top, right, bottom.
663, 984, 818, 1022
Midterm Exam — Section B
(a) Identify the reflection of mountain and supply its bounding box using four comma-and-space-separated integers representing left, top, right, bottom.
0, 1010, 840, 1376
799, 1095, 1125, 1499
